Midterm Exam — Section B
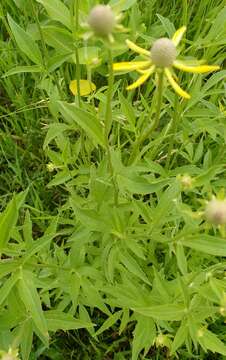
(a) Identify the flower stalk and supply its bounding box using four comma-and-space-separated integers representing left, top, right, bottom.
128, 70, 164, 165
105, 49, 118, 205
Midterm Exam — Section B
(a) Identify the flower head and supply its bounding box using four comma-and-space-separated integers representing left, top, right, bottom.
88, 5, 116, 37
86, 5, 124, 42
205, 198, 226, 225
113, 26, 220, 98
151, 38, 177, 67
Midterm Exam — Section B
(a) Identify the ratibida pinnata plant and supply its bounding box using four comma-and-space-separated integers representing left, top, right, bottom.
113, 26, 220, 164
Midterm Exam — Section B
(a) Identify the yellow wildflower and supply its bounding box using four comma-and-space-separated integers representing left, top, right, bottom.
113, 26, 220, 99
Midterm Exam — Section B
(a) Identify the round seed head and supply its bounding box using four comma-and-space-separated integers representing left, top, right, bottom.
205, 199, 226, 225
151, 38, 177, 67
88, 5, 115, 36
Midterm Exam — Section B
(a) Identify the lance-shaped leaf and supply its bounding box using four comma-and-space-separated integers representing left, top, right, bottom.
17, 269, 49, 344
58, 101, 105, 148
7, 15, 42, 65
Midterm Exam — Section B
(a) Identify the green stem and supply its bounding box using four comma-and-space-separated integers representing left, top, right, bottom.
105, 49, 118, 206
165, 95, 179, 170
128, 70, 164, 165
182, 0, 188, 25
73, 0, 81, 107
75, 48, 81, 107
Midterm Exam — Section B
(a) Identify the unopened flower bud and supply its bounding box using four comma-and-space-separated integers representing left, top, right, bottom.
2, 356, 16, 360
177, 174, 193, 189
47, 162, 56, 172
88, 5, 115, 36
151, 38, 177, 67
1, 349, 19, 360
205, 199, 226, 225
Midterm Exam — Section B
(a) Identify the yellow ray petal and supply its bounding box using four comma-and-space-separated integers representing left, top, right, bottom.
165, 68, 190, 99
126, 65, 155, 91
126, 39, 150, 57
113, 61, 151, 72
173, 60, 220, 73
70, 79, 96, 96
137, 68, 152, 74
172, 26, 186, 47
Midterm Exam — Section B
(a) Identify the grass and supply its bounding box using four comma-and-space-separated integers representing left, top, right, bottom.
0, 0, 226, 359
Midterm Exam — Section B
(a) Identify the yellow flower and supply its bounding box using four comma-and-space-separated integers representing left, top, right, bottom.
113, 26, 220, 99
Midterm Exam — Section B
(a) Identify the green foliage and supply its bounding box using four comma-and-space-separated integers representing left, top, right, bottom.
0, 0, 226, 359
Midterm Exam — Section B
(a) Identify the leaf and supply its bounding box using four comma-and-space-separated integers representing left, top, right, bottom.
79, 305, 95, 336
151, 182, 180, 229
186, 70, 226, 111
36, 0, 71, 29
118, 175, 169, 195
176, 242, 187, 275
0, 272, 19, 307
7, 15, 42, 65
47, 52, 72, 72
44, 310, 93, 331
170, 321, 188, 354
17, 270, 49, 342
22, 210, 33, 249
133, 304, 186, 321
58, 101, 105, 148
181, 234, 226, 256
22, 233, 55, 263
193, 138, 203, 163
0, 195, 20, 252
194, 165, 223, 187
109, 0, 137, 11
119, 251, 150, 285
204, 7, 226, 42
118, 92, 136, 131
43, 123, 71, 149
156, 14, 176, 37
94, 311, 122, 336
81, 278, 110, 315
42, 25, 73, 54
3, 65, 43, 77
0, 260, 20, 279
20, 319, 33, 360
132, 315, 156, 360
69, 79, 96, 96
198, 329, 226, 356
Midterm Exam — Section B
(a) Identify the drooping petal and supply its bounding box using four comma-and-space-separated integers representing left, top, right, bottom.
126, 65, 155, 91
172, 26, 186, 47
70, 79, 96, 96
126, 39, 150, 57
173, 60, 220, 73
113, 61, 151, 72
165, 68, 190, 99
